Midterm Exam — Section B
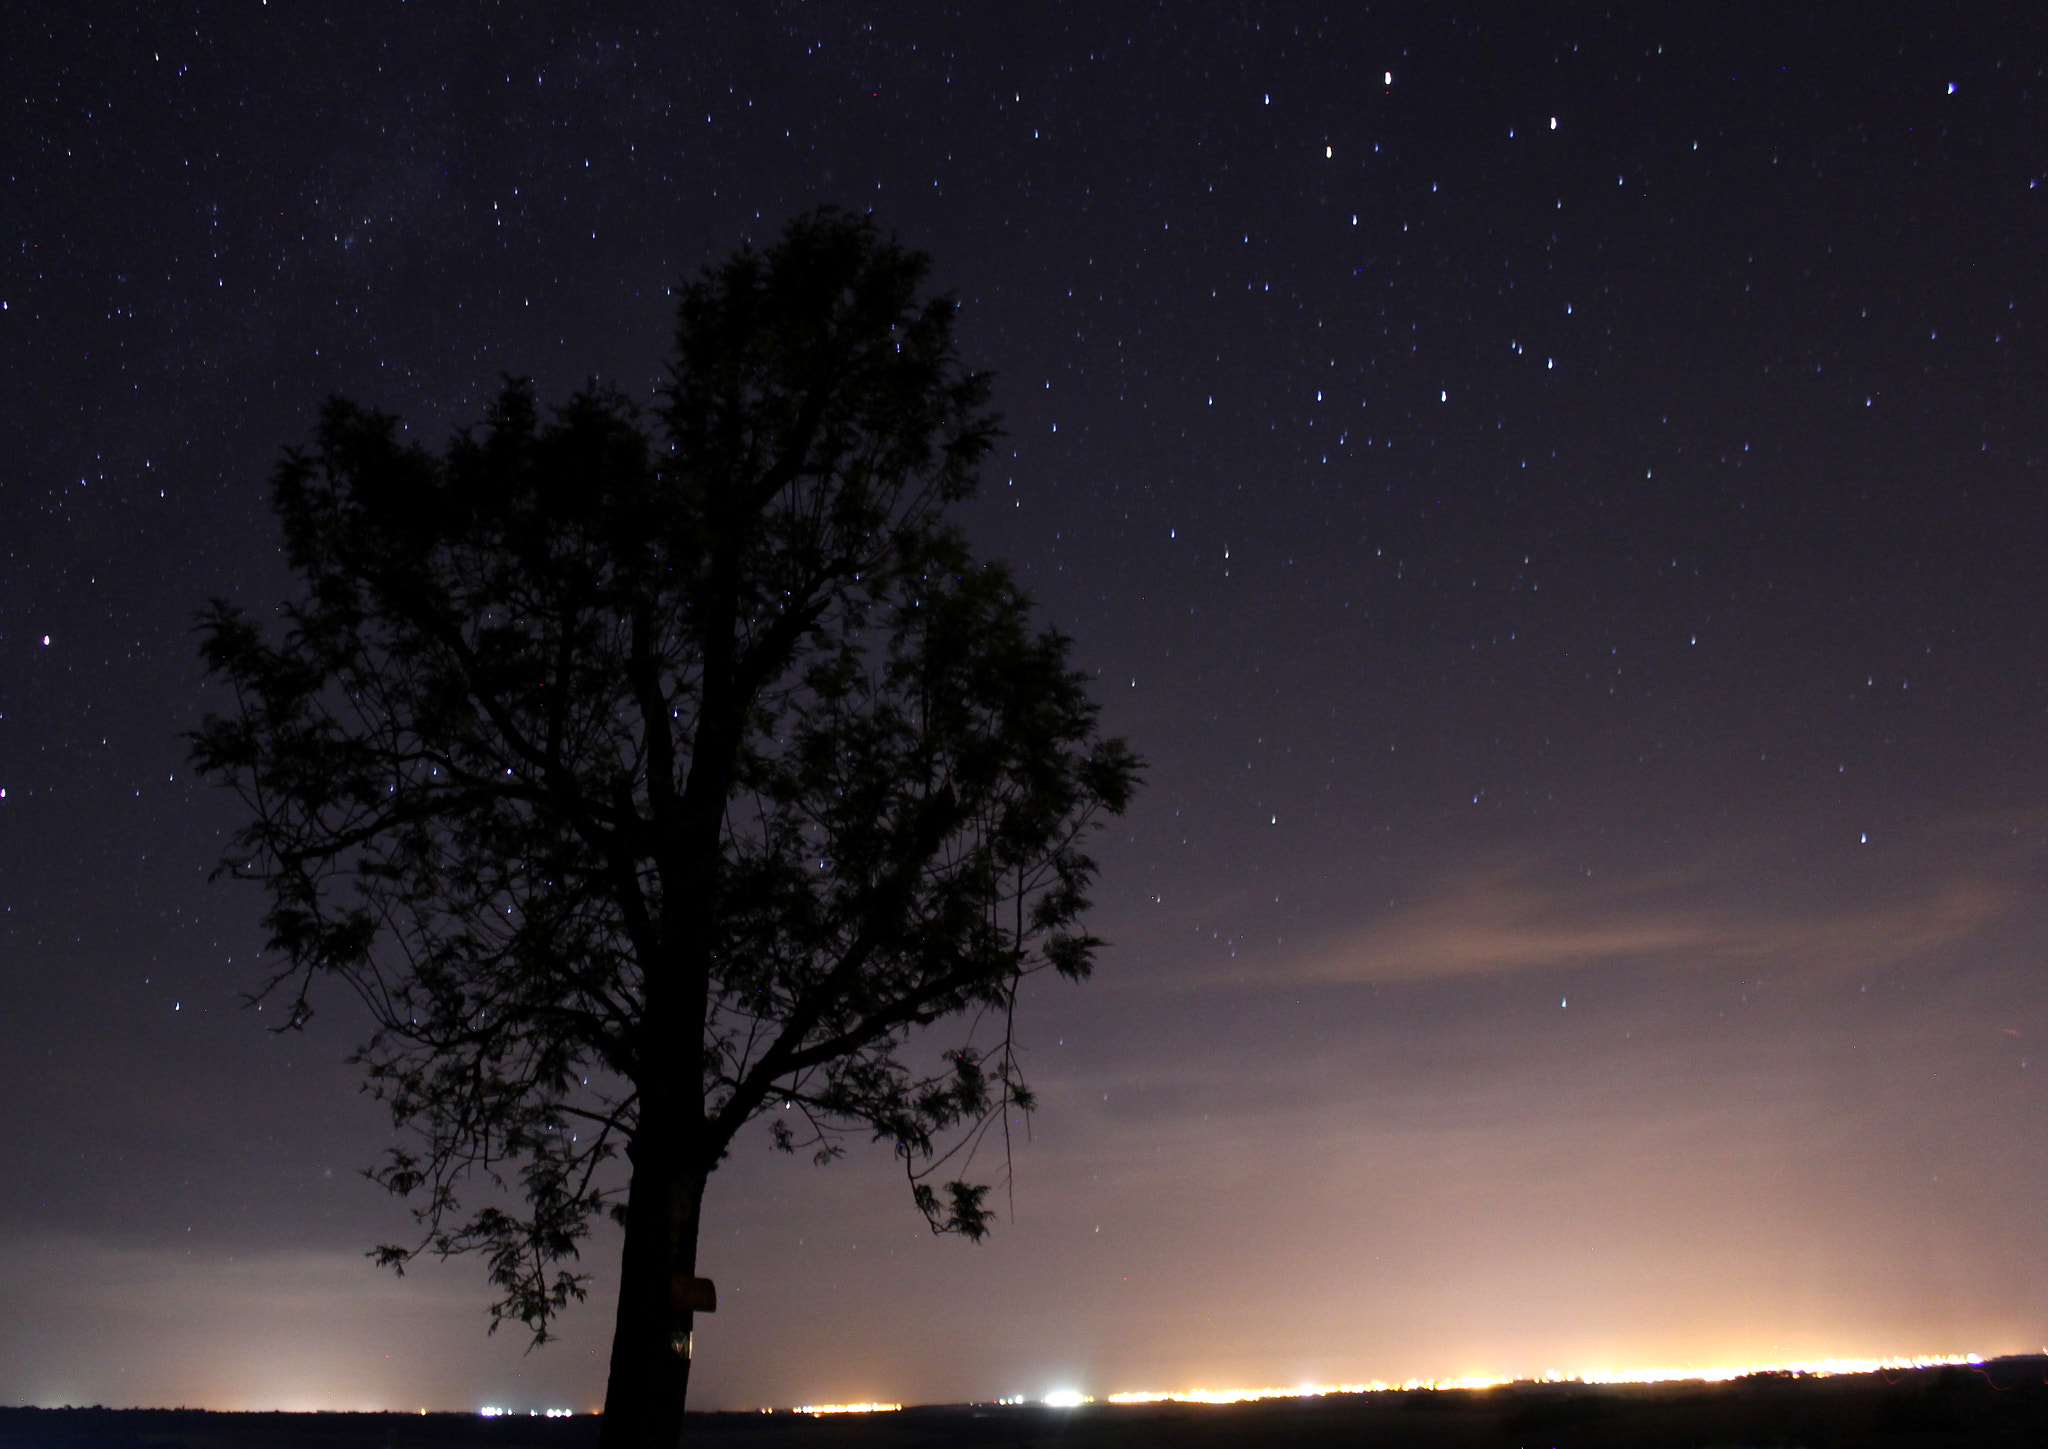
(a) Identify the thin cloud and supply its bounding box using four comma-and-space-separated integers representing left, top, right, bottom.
1291, 851, 2014, 985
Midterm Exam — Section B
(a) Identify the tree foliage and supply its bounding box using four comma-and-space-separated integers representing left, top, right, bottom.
191, 210, 1139, 1419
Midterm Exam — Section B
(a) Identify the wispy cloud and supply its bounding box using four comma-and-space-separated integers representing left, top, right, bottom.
1289, 838, 2019, 985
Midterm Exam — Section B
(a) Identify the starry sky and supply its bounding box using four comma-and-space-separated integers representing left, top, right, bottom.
5, 0, 2048, 1416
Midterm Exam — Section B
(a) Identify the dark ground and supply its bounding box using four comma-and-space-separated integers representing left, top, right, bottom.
7, 1360, 2048, 1448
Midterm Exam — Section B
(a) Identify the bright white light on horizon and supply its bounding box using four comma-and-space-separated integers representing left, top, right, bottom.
1043, 1389, 1089, 1408
477, 1406, 573, 1418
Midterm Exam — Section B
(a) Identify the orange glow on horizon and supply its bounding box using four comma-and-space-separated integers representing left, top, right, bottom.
791, 1402, 903, 1415
1101, 1352, 1988, 1406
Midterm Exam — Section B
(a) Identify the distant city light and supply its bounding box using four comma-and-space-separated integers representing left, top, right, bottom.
476, 1406, 574, 1417
794, 1402, 901, 1415
778, 1352, 1988, 1418
1547, 1354, 1982, 1386
1103, 1354, 1985, 1405
1109, 1380, 1497, 1404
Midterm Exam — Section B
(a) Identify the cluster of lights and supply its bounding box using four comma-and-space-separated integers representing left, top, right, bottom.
477, 1407, 575, 1418
793, 1402, 901, 1415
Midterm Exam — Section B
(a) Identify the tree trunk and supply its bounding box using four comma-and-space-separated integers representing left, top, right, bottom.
598, 1147, 707, 1449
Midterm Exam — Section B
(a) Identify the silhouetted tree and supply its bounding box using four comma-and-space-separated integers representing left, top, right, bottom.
190, 209, 1139, 1449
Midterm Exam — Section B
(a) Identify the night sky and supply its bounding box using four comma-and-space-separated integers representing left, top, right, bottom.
6, 1, 2048, 1417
